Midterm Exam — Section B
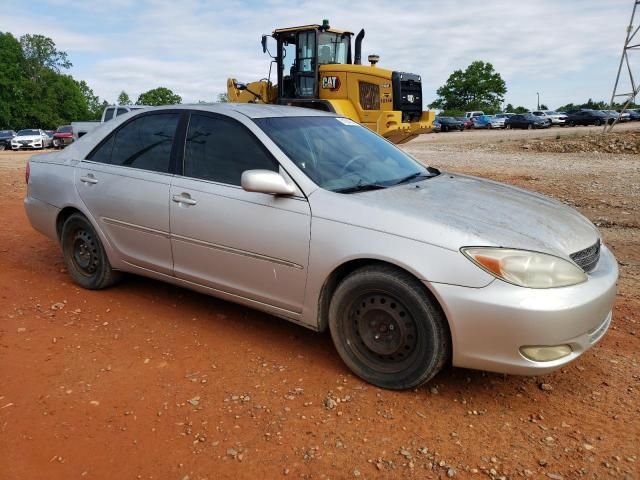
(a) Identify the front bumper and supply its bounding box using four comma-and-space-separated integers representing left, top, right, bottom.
430, 244, 618, 375
12, 142, 43, 149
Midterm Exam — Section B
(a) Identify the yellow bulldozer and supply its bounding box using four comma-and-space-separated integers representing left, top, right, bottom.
227, 20, 435, 144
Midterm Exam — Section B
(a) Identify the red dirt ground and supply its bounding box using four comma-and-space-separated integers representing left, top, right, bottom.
0, 142, 638, 480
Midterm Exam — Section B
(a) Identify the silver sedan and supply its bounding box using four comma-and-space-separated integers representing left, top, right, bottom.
24, 104, 618, 390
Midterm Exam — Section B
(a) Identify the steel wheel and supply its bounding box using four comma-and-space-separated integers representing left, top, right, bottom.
329, 265, 450, 390
61, 213, 120, 289
71, 229, 100, 277
345, 292, 420, 374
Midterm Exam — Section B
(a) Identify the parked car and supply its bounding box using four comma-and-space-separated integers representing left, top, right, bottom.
505, 113, 550, 129
24, 104, 617, 390
472, 115, 502, 129
532, 111, 566, 126
621, 109, 640, 121
464, 111, 485, 119
566, 110, 615, 127
455, 117, 474, 129
432, 119, 442, 133
604, 110, 629, 122
11, 129, 52, 150
53, 125, 74, 148
435, 116, 464, 132
0, 129, 16, 151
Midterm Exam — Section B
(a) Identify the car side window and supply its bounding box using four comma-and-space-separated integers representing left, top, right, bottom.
184, 113, 278, 186
104, 107, 115, 121
88, 135, 115, 164
109, 113, 180, 173
116, 108, 129, 116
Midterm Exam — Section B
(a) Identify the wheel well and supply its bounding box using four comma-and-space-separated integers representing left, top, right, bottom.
316, 259, 448, 333
56, 207, 83, 240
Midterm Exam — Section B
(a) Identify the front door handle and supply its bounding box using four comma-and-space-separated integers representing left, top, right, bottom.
80, 174, 98, 184
172, 194, 197, 206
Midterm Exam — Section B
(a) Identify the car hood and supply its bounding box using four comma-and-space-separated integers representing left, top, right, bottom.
311, 173, 599, 259
14, 135, 42, 141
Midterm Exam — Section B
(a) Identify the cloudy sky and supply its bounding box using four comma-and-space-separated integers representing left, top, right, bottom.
0, 0, 635, 109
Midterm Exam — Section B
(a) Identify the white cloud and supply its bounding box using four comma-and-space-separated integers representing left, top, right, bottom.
0, 0, 634, 108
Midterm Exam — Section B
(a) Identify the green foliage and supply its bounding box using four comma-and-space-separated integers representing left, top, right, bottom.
429, 61, 507, 112
19, 34, 72, 81
76, 80, 104, 120
440, 110, 465, 118
539, 103, 549, 110
513, 106, 529, 114
117, 91, 132, 105
217, 93, 229, 103
136, 87, 182, 106
0, 31, 107, 129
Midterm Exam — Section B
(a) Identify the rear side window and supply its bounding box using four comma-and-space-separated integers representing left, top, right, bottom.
110, 113, 180, 173
116, 108, 129, 116
88, 135, 115, 164
87, 113, 180, 173
103, 108, 115, 121
183, 114, 278, 185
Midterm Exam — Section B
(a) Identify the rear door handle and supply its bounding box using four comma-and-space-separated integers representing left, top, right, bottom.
172, 194, 197, 206
80, 174, 98, 184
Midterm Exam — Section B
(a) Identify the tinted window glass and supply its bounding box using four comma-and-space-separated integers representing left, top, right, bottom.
88, 135, 115, 163
184, 114, 278, 185
104, 108, 115, 121
116, 108, 129, 116
110, 113, 180, 173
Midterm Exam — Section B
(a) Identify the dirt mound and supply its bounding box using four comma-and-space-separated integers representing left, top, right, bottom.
517, 131, 640, 154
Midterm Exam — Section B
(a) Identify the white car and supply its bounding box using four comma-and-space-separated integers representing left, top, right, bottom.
11, 129, 51, 150
532, 111, 567, 126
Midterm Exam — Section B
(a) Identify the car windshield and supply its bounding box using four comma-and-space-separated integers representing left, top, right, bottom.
255, 116, 436, 193
17, 129, 40, 136
0, 130, 14, 135
317, 32, 349, 64
57, 126, 72, 133
438, 117, 454, 121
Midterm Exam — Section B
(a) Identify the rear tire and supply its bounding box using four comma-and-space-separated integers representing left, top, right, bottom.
0, 144, 5, 151
61, 213, 121, 290
329, 265, 450, 390
527, 124, 533, 130
594, 119, 602, 126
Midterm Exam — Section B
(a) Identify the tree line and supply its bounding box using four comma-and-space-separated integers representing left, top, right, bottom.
1, 31, 636, 130
429, 60, 637, 116
0, 32, 185, 130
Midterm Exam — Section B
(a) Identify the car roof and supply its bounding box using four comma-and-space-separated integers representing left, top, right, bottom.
134, 103, 338, 119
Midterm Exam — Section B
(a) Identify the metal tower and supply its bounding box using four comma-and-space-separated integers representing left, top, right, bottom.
606, 0, 640, 131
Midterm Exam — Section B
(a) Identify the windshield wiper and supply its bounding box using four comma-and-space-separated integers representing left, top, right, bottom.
392, 167, 440, 186
334, 182, 388, 194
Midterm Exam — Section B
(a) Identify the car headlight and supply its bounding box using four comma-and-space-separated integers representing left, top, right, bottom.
461, 247, 587, 288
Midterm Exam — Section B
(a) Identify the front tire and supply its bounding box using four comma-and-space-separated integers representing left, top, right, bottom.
329, 265, 450, 390
61, 213, 121, 289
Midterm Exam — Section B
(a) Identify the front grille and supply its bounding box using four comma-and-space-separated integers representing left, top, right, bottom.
359, 82, 380, 110
570, 240, 600, 272
392, 71, 423, 122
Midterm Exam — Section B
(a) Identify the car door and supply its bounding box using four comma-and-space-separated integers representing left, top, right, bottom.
75, 111, 183, 275
169, 111, 311, 313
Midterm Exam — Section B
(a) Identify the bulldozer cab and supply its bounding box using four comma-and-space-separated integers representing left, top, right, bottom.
269, 22, 352, 101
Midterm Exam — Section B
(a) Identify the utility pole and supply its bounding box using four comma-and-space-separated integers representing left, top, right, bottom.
536, 92, 540, 110
606, 0, 640, 132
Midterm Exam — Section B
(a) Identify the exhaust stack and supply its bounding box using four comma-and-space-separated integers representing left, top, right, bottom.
354, 29, 365, 65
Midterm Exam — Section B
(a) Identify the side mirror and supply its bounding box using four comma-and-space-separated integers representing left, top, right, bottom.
261, 35, 267, 54
241, 170, 295, 195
